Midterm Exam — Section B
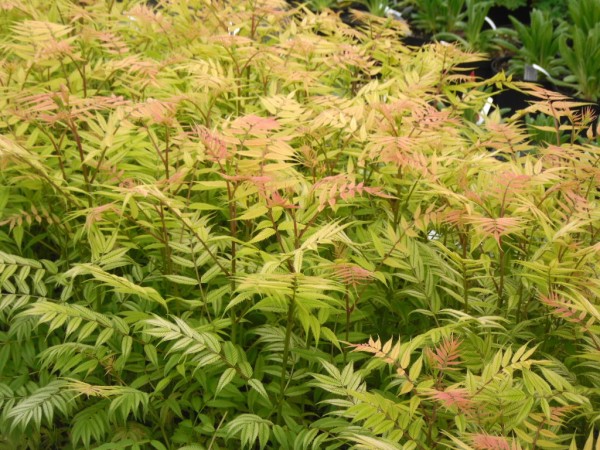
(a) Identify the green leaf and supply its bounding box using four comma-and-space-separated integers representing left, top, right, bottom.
164, 275, 199, 286
216, 368, 236, 396
150, 441, 168, 450
236, 204, 268, 221
248, 378, 269, 401
66, 264, 167, 309
144, 344, 159, 367
7, 380, 72, 431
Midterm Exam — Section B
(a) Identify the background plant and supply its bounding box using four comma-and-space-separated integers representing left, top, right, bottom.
556, 0, 600, 101
496, 0, 528, 9
531, 0, 567, 16
502, 9, 566, 80
434, 0, 502, 52
496, 0, 600, 101
0, 1, 599, 450
357, 0, 394, 18
401, 0, 465, 35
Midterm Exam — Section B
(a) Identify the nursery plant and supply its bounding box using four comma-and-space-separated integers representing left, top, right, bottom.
434, 0, 499, 52
531, 0, 567, 16
402, 0, 465, 35
0, 1, 600, 450
501, 0, 600, 101
496, 0, 527, 8
558, 23, 600, 101
567, 0, 600, 36
357, 0, 394, 18
503, 9, 566, 80
553, 0, 600, 101
302, 0, 338, 13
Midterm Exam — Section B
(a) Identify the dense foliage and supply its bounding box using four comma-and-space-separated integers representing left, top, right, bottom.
0, 1, 599, 449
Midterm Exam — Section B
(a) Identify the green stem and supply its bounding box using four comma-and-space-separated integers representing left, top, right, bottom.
277, 277, 297, 425
164, 125, 170, 180
207, 411, 228, 450
157, 204, 173, 275
67, 119, 92, 205
515, 279, 524, 323
162, 201, 231, 277
460, 230, 469, 314
497, 243, 506, 312
343, 286, 351, 364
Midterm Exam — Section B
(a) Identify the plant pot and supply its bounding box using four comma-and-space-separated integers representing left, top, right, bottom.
339, 9, 361, 27
493, 86, 540, 113
400, 35, 431, 47
487, 3, 531, 27
453, 58, 495, 81
491, 56, 512, 74
344, 2, 369, 13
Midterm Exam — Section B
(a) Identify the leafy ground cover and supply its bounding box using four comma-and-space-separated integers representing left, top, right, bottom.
0, 1, 599, 449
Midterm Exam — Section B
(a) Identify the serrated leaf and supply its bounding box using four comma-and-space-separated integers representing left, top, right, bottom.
248, 379, 269, 401
216, 368, 236, 396
164, 275, 198, 286
236, 204, 268, 221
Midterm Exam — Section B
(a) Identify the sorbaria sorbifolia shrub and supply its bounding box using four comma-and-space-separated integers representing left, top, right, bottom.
0, 1, 599, 449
